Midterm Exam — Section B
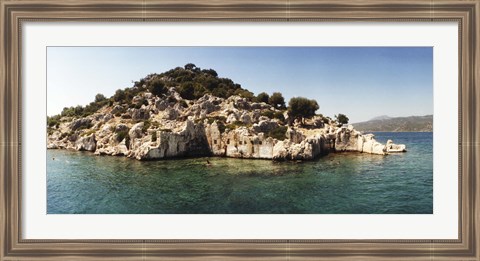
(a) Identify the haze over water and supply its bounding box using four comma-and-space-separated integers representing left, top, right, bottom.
47, 132, 432, 214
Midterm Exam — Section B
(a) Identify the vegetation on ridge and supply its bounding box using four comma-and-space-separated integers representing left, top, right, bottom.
47, 63, 352, 136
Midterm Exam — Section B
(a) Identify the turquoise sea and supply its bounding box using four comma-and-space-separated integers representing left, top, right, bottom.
47, 132, 433, 214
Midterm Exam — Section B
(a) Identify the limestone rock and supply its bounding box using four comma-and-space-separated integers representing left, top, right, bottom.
115, 124, 129, 133
155, 99, 169, 111
47, 143, 59, 149
75, 134, 96, 152
272, 140, 288, 160
205, 122, 224, 156
286, 128, 304, 143
69, 118, 92, 131
312, 116, 324, 128
232, 97, 250, 110
258, 116, 270, 122
129, 108, 149, 121
47, 86, 405, 161
129, 120, 210, 160
226, 113, 238, 124
129, 122, 144, 139
112, 140, 129, 156
252, 120, 279, 133
362, 134, 387, 155
239, 112, 252, 124
111, 105, 125, 115
386, 139, 407, 152
102, 113, 113, 123
98, 123, 113, 138
197, 95, 220, 114
162, 107, 180, 120
334, 127, 360, 152
144, 92, 153, 99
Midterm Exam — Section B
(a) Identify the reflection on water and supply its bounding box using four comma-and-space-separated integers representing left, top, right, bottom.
47, 132, 433, 214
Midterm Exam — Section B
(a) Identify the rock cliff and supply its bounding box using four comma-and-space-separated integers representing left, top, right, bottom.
47, 87, 406, 161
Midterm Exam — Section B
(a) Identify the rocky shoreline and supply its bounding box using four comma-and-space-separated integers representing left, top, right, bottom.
47, 88, 406, 161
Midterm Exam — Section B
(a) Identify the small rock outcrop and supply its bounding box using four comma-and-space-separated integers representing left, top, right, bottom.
386, 139, 407, 152
69, 118, 92, 131
75, 134, 96, 152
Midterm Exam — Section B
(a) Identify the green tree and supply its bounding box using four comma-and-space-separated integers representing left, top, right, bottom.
269, 92, 286, 109
178, 82, 195, 100
202, 68, 218, 77
273, 111, 285, 122
94, 93, 106, 103
73, 105, 84, 116
61, 106, 75, 117
235, 89, 254, 101
255, 92, 270, 103
335, 113, 349, 125
184, 63, 197, 71
147, 78, 167, 96
47, 115, 61, 128
113, 89, 126, 102
287, 97, 319, 125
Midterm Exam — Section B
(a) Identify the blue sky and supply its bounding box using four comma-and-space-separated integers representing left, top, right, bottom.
47, 47, 432, 123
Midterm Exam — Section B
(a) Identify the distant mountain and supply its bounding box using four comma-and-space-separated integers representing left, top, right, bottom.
369, 115, 392, 121
352, 115, 433, 132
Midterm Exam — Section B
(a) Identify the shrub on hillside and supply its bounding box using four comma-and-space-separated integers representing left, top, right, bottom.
266, 126, 287, 141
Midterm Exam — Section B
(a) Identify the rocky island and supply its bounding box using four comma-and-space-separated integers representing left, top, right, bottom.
47, 64, 406, 161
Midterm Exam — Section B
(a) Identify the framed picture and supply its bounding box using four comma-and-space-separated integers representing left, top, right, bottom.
1, 0, 479, 260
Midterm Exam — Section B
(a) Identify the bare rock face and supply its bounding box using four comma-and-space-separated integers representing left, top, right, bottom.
130, 120, 210, 160
272, 140, 288, 160
130, 108, 150, 121
115, 124, 129, 133
232, 97, 250, 110
250, 110, 261, 122
250, 102, 270, 110
361, 134, 386, 155
98, 123, 113, 138
312, 116, 324, 128
205, 122, 224, 156
250, 103, 263, 110
129, 122, 144, 140
272, 136, 325, 161
226, 113, 238, 124
69, 118, 92, 131
102, 113, 113, 123
75, 134, 96, 152
111, 105, 125, 115
112, 140, 129, 156
162, 107, 180, 120
239, 112, 252, 124
95, 138, 129, 156
258, 116, 270, 122
47, 87, 406, 161
198, 96, 219, 114
286, 128, 305, 143
47, 143, 59, 149
155, 99, 169, 111
221, 128, 275, 159
143, 92, 153, 99
252, 120, 279, 133
132, 95, 143, 104
334, 126, 362, 152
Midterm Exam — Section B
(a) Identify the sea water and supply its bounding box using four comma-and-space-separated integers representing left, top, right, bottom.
47, 132, 433, 214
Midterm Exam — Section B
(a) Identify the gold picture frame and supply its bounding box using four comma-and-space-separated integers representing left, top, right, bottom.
1, 0, 479, 260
